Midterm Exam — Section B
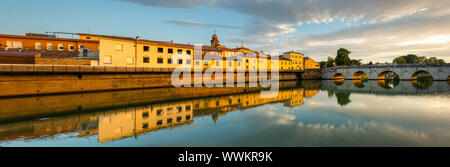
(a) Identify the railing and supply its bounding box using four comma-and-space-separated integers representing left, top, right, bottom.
0, 64, 303, 73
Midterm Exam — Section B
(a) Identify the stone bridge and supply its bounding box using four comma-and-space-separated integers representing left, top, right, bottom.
321, 64, 450, 80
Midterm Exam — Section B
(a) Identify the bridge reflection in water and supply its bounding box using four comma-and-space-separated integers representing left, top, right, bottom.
0, 80, 448, 145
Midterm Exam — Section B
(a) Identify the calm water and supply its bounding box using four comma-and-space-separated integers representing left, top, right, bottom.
0, 80, 449, 147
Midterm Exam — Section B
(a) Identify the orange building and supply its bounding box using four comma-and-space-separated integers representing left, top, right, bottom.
0, 33, 99, 52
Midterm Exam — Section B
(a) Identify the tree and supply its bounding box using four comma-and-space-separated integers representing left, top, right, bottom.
393, 54, 445, 64
393, 57, 407, 64
326, 56, 335, 67
335, 48, 351, 66
403, 54, 419, 64
368, 61, 373, 65
350, 59, 362, 66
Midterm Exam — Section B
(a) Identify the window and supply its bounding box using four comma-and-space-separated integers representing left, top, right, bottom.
186, 50, 191, 55
177, 106, 182, 112
142, 112, 149, 118
216, 61, 220, 66
186, 60, 191, 64
168, 48, 173, 54
246, 59, 249, 63
158, 47, 163, 53
142, 123, 148, 129
35, 42, 42, 50
115, 44, 123, 51
238, 62, 241, 66
168, 58, 172, 64
86, 36, 91, 39
177, 117, 182, 122
167, 118, 173, 124
186, 115, 191, 120
143, 57, 150, 63
58, 44, 64, 51
177, 49, 182, 54
103, 56, 112, 64
186, 105, 191, 111
143, 46, 149, 52
157, 58, 164, 64
79, 45, 84, 49
69, 44, 74, 51
6, 41, 23, 48
229, 62, 232, 67
47, 43, 53, 50
195, 61, 199, 65
156, 109, 163, 116
178, 59, 183, 64
156, 120, 163, 126
126, 57, 133, 65
204, 61, 209, 65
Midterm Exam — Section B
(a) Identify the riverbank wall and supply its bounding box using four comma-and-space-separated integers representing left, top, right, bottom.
0, 64, 302, 97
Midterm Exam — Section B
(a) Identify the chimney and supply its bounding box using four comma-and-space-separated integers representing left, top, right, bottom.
136, 36, 140, 41
170, 40, 173, 44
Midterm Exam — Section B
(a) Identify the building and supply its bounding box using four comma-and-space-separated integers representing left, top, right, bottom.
98, 36, 194, 68
304, 57, 320, 69
95, 32, 318, 72
0, 33, 98, 53
283, 51, 304, 71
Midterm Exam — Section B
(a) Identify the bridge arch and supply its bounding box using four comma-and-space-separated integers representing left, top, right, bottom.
377, 79, 399, 89
410, 70, 433, 80
352, 71, 368, 80
352, 80, 365, 88
333, 73, 345, 80
377, 71, 399, 80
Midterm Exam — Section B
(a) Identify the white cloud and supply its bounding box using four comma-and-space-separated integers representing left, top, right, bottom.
120, 0, 450, 62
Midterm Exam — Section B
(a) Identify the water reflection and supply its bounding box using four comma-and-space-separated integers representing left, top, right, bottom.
377, 79, 400, 89
0, 79, 449, 146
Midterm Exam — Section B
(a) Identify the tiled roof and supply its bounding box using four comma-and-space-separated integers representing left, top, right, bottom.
0, 34, 97, 43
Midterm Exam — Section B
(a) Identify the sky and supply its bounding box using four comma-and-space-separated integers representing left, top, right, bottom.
1, 0, 450, 63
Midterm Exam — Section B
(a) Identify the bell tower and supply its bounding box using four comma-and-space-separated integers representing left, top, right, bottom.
211, 33, 220, 47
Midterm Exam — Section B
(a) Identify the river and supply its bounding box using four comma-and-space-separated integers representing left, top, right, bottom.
0, 80, 449, 146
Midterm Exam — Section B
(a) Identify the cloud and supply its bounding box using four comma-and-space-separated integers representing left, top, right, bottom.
120, 0, 215, 8
164, 19, 241, 29
120, 0, 450, 62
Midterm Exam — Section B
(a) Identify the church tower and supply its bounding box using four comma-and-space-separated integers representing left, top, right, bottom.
211, 33, 220, 47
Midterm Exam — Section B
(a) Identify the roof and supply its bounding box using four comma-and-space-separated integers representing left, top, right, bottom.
271, 55, 291, 61
284, 51, 303, 55
0, 34, 98, 43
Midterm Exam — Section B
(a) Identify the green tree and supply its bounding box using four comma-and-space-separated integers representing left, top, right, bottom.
393, 54, 445, 64
393, 57, 407, 64
403, 54, 419, 63
335, 48, 351, 66
326, 56, 335, 67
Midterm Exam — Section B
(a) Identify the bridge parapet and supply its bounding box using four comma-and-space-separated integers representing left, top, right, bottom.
321, 63, 450, 80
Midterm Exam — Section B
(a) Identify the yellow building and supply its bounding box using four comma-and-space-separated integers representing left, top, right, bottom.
304, 57, 320, 70
98, 37, 194, 68
283, 51, 304, 71
96, 33, 316, 72
277, 56, 292, 70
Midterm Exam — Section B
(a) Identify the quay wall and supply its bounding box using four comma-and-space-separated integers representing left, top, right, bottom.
0, 64, 300, 97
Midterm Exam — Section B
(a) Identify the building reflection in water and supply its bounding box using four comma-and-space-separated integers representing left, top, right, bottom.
0, 84, 315, 143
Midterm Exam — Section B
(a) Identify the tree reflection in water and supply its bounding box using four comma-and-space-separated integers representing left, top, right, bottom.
411, 74, 434, 89
335, 91, 352, 106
